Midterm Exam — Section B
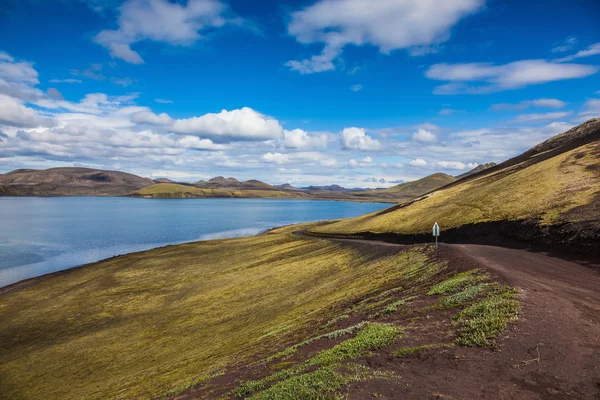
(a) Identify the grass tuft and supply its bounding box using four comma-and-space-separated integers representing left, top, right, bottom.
440, 284, 489, 308
427, 270, 485, 295
268, 322, 368, 361
307, 323, 403, 366
378, 296, 417, 315
453, 287, 519, 347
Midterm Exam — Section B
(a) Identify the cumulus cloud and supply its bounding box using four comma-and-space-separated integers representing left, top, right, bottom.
46, 88, 64, 100
427, 60, 598, 94
285, 0, 484, 74
0, 94, 55, 128
262, 151, 338, 167
512, 111, 571, 124
170, 107, 283, 142
282, 129, 327, 149
0, 56, 39, 85
412, 128, 438, 143
340, 127, 382, 150
409, 158, 427, 167
94, 0, 233, 64
348, 156, 374, 168
155, 98, 173, 104
132, 110, 174, 125
436, 160, 477, 170
555, 42, 600, 63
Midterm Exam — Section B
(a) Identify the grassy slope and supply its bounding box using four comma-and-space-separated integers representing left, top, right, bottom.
358, 173, 456, 198
312, 140, 599, 236
132, 183, 301, 199
0, 224, 440, 400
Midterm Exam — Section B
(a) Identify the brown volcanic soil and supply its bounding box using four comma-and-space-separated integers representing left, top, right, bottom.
181, 235, 600, 399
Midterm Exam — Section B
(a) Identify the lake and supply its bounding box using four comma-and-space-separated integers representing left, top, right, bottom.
0, 197, 388, 287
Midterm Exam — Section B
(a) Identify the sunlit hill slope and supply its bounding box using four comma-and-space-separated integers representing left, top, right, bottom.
311, 118, 600, 255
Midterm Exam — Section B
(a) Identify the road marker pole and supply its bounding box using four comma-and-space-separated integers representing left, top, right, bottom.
432, 222, 440, 251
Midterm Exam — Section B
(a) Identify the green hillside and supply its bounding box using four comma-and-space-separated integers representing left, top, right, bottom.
311, 119, 600, 254
131, 183, 302, 199
358, 173, 456, 200
0, 224, 514, 399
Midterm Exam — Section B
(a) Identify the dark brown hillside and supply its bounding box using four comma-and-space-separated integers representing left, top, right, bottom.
0, 167, 154, 196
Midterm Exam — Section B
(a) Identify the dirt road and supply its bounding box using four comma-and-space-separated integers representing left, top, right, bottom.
299, 231, 600, 399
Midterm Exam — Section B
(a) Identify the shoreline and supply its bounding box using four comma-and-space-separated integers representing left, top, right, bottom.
0, 227, 276, 296
0, 194, 399, 204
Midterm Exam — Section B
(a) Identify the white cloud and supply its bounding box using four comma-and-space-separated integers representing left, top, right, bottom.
282, 129, 327, 149
491, 98, 566, 111
0, 55, 39, 85
578, 98, 600, 121
0, 94, 55, 128
132, 110, 174, 125
49, 79, 82, 84
531, 98, 567, 109
262, 151, 338, 167
155, 98, 173, 104
436, 160, 477, 170
340, 127, 382, 150
285, 0, 484, 74
0, 51, 15, 62
351, 84, 363, 92
555, 42, 600, 62
427, 60, 598, 94
438, 108, 457, 116
512, 111, 571, 124
46, 88, 64, 100
412, 128, 438, 143
551, 36, 577, 53
409, 158, 427, 167
170, 107, 283, 141
348, 156, 374, 168
94, 0, 231, 64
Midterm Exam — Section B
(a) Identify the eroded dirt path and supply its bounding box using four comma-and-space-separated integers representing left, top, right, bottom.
298, 231, 600, 399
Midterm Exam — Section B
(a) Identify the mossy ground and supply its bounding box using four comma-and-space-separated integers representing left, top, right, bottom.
0, 225, 518, 400
0, 225, 437, 400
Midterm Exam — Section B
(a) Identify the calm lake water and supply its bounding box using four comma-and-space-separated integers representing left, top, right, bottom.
0, 197, 388, 287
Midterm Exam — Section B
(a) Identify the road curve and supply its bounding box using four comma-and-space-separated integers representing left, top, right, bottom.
297, 230, 600, 398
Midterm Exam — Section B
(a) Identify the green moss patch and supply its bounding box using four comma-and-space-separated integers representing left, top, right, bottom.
453, 288, 519, 347
427, 270, 486, 295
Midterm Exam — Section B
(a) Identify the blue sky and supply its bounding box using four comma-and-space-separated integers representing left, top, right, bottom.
0, 0, 599, 187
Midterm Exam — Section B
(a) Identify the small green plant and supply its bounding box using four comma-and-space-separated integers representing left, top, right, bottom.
320, 314, 350, 329
236, 323, 402, 398
248, 366, 350, 400
440, 284, 489, 308
427, 270, 486, 295
378, 296, 417, 315
268, 322, 368, 361
453, 287, 519, 347
308, 323, 403, 366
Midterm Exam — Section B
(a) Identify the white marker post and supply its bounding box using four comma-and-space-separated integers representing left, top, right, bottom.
432, 222, 440, 250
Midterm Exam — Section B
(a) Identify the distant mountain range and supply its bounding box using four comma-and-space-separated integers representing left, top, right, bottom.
0, 163, 496, 202
0, 168, 153, 196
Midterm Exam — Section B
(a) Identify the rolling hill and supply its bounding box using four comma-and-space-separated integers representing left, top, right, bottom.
0, 167, 154, 196
355, 173, 457, 200
311, 118, 600, 255
131, 183, 307, 199
455, 163, 496, 179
